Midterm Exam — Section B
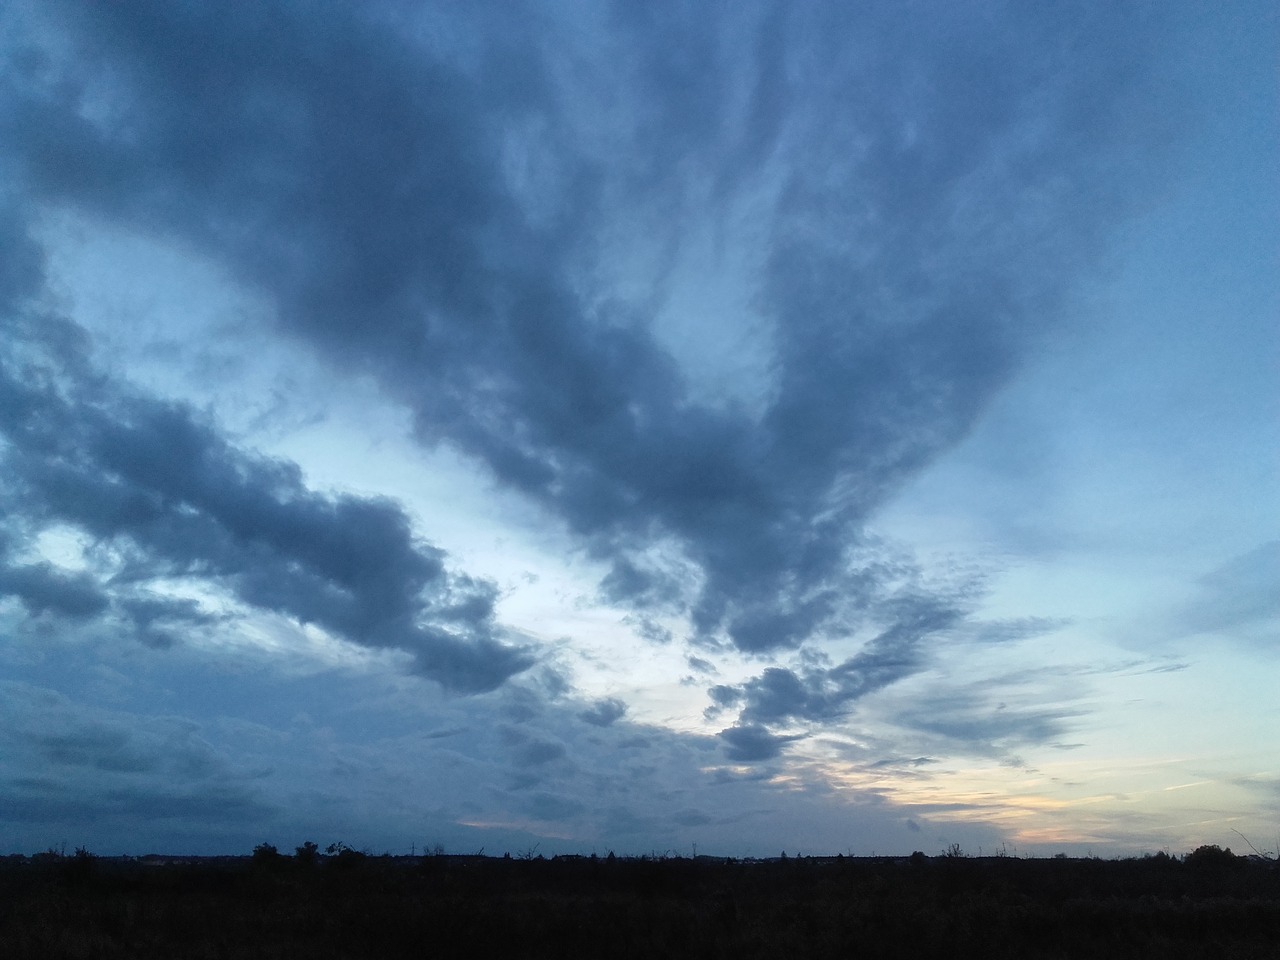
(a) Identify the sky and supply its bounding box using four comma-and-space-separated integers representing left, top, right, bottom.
0, 0, 1275, 859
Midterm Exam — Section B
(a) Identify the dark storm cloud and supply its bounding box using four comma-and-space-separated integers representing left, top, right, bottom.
0, 1, 1173, 662
579, 697, 627, 728
0, 557, 109, 620
718, 723, 804, 763
0, 308, 531, 692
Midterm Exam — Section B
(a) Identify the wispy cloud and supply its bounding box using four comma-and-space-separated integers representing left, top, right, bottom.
0, 0, 1172, 662
1180, 542, 1280, 648
1, 0, 1256, 858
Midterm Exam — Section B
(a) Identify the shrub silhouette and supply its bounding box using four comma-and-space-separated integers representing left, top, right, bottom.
252, 842, 279, 863
326, 842, 368, 871
1185, 844, 1236, 869
295, 840, 320, 867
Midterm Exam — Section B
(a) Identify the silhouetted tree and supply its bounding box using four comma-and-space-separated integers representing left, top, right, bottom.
295, 841, 319, 866
326, 842, 367, 871
252, 843, 282, 869
1186, 845, 1236, 869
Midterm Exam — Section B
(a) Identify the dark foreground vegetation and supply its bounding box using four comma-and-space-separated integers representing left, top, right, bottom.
1, 845, 1277, 958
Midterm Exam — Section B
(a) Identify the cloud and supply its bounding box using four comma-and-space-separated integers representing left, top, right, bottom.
0, 649, 1046, 856
888, 684, 1085, 756
686, 656, 715, 675
0, 783, 272, 827
718, 723, 804, 763
0, 309, 532, 692
963, 618, 1072, 647
1180, 541, 1280, 648
501, 726, 567, 768
579, 697, 627, 728
0, 681, 274, 831
0, 2, 1264, 863
116, 596, 221, 650
0, 0, 1175, 660
868, 757, 937, 770
732, 625, 936, 727
705, 582, 969, 756
0, 557, 109, 620
526, 792, 585, 823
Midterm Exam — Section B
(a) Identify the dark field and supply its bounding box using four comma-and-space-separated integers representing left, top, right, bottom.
2, 848, 1277, 958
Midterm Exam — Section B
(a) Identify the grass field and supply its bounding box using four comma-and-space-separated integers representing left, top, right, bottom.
2, 847, 1277, 958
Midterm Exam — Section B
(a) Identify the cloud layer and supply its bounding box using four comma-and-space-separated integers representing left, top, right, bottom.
1, 0, 1172, 669
4, 0, 1263, 859
0, 293, 530, 692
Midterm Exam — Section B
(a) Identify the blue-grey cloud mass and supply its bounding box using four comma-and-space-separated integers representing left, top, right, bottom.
0, 308, 530, 691
1, 0, 1171, 662
0, 0, 1273, 856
